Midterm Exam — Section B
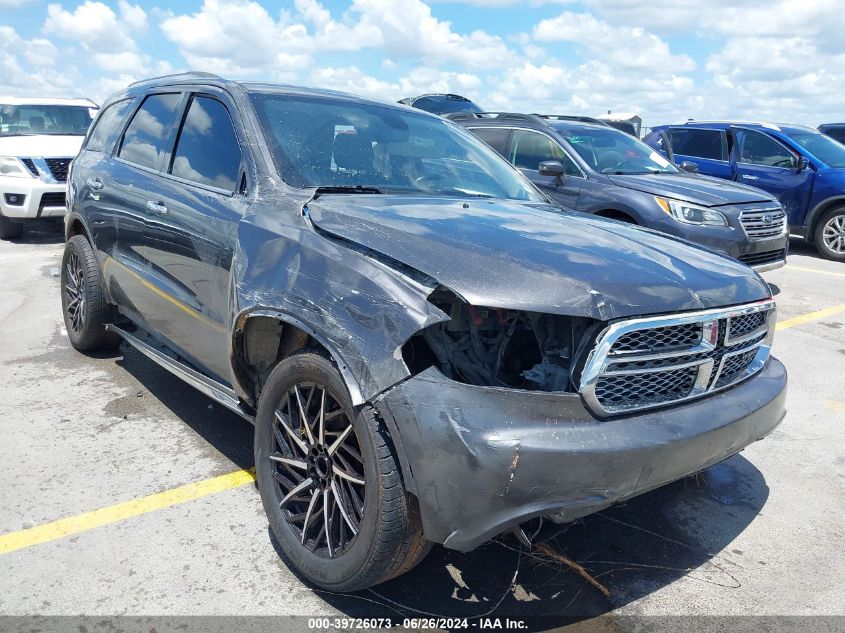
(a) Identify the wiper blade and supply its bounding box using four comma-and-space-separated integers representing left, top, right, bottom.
313, 185, 382, 198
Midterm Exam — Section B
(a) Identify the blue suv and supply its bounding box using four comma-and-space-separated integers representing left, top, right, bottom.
644, 122, 845, 261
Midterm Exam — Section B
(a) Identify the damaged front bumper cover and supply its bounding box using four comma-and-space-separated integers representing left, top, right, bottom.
374, 357, 787, 552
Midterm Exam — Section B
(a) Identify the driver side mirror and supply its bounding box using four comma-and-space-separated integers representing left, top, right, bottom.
796, 156, 810, 171
538, 160, 566, 186
679, 161, 699, 173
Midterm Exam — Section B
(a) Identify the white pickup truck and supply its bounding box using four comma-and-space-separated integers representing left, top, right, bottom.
0, 97, 98, 239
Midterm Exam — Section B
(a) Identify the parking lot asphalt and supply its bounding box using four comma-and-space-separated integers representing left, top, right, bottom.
0, 224, 843, 630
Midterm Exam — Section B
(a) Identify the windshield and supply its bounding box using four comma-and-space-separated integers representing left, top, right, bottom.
556, 125, 678, 175
788, 132, 845, 168
251, 93, 543, 201
0, 104, 96, 137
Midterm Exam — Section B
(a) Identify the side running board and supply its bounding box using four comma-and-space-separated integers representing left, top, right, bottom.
106, 324, 255, 423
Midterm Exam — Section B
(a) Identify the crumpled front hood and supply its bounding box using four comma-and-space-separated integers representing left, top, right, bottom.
608, 172, 775, 207
307, 195, 771, 321
0, 134, 84, 158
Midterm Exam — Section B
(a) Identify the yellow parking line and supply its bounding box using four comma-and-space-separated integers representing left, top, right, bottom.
0, 469, 255, 556
776, 304, 845, 331
785, 265, 845, 278
0, 303, 844, 558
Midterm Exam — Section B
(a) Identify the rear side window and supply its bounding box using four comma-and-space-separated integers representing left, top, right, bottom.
169, 96, 241, 191
469, 127, 509, 157
85, 99, 134, 153
669, 128, 726, 160
119, 93, 182, 170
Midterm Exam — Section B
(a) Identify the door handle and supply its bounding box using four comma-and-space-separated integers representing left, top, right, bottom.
146, 200, 168, 215
741, 175, 759, 181
86, 178, 104, 191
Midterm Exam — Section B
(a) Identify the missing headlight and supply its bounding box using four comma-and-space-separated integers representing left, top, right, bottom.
402, 288, 598, 392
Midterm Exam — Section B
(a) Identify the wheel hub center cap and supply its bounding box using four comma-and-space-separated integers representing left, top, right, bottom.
314, 454, 331, 479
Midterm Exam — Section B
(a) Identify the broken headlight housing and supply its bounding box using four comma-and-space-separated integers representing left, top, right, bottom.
402, 288, 599, 392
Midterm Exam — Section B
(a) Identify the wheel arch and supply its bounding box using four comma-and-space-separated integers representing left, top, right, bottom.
64, 213, 93, 243
593, 208, 639, 224
231, 308, 365, 409
805, 197, 845, 242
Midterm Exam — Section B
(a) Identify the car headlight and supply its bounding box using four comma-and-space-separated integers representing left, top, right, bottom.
655, 196, 727, 226
0, 156, 33, 178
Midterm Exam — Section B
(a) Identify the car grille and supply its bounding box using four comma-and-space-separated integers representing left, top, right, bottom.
580, 300, 775, 416
739, 206, 787, 240
44, 158, 72, 182
739, 249, 786, 268
21, 158, 40, 178
39, 192, 66, 209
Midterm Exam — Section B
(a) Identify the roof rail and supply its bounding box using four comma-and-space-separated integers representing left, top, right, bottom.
128, 71, 224, 87
443, 111, 546, 124
534, 114, 612, 127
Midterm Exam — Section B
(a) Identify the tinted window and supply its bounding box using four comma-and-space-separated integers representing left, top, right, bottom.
670, 128, 725, 160
828, 130, 845, 144
469, 127, 509, 156
119, 93, 182, 170
85, 99, 134, 152
510, 129, 582, 176
739, 130, 795, 168
170, 96, 241, 191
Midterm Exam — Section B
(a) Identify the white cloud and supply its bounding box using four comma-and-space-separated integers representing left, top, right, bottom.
532, 11, 695, 72
0, 0, 32, 7
43, 0, 147, 53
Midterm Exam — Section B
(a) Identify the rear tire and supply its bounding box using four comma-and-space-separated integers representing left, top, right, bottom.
254, 351, 429, 591
814, 207, 845, 261
61, 235, 119, 351
0, 215, 23, 240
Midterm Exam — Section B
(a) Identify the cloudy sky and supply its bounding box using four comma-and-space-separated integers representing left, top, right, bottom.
2, 0, 843, 127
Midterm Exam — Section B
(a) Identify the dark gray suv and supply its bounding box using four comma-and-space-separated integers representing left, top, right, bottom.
450, 113, 789, 271
64, 73, 786, 592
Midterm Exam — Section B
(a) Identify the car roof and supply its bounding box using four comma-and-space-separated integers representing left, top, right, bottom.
446, 111, 612, 133
108, 72, 433, 116
0, 96, 98, 107
656, 120, 819, 136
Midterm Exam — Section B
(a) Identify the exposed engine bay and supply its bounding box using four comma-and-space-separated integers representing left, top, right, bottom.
403, 288, 597, 392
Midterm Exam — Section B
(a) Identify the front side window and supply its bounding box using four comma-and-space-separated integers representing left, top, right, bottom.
558, 125, 678, 175
170, 96, 241, 191
669, 128, 725, 161
85, 99, 134, 153
0, 104, 95, 137
119, 93, 182, 171
739, 130, 796, 168
509, 129, 581, 176
251, 93, 543, 202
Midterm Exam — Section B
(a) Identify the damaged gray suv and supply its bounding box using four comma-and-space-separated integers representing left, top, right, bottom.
64, 73, 787, 592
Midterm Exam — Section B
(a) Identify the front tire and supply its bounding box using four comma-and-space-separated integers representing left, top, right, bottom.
254, 351, 428, 591
61, 235, 118, 351
814, 207, 845, 261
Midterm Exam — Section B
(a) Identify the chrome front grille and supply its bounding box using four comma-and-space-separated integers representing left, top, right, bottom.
580, 300, 776, 416
739, 206, 787, 240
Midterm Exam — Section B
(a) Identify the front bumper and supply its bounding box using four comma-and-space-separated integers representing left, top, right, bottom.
648, 215, 788, 272
0, 176, 66, 220
375, 357, 786, 552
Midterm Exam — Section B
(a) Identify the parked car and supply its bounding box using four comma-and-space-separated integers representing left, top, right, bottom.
0, 97, 98, 239
644, 121, 845, 261
818, 123, 845, 145
65, 73, 786, 592
449, 112, 788, 271
398, 93, 482, 115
